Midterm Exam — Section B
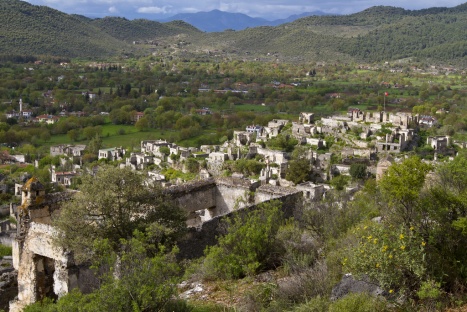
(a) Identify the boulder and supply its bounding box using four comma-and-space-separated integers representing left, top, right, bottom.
331, 273, 385, 301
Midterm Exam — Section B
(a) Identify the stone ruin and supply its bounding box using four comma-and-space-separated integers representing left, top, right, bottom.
9, 176, 303, 310
9, 178, 90, 312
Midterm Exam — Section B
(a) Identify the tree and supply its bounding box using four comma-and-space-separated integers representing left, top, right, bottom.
330, 175, 350, 191
86, 133, 102, 156
40, 129, 51, 142
286, 158, 311, 184
67, 129, 80, 142
135, 116, 150, 132
25, 232, 183, 312
202, 200, 284, 280
185, 158, 200, 174
378, 156, 432, 226
89, 233, 182, 312
82, 126, 101, 140
54, 166, 186, 262
349, 163, 367, 181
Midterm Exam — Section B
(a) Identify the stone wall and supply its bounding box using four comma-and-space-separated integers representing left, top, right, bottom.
11, 221, 99, 312
0, 205, 9, 218
178, 189, 303, 259
11, 177, 304, 309
214, 180, 253, 215
0, 267, 17, 312
166, 179, 217, 214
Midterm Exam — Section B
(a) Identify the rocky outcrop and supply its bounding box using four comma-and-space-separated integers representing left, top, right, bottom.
0, 258, 17, 312
331, 274, 385, 301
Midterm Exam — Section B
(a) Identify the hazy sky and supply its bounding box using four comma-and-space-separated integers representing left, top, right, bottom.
23, 0, 467, 20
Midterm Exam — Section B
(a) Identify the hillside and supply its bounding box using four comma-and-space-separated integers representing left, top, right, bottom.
0, 0, 199, 58
188, 4, 467, 65
1, 0, 467, 65
0, 0, 127, 57
90, 17, 201, 42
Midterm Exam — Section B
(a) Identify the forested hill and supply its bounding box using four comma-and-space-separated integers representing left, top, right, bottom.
1, 0, 467, 65
0, 0, 124, 57
196, 4, 467, 64
0, 0, 199, 58
89, 17, 200, 42
338, 5, 467, 62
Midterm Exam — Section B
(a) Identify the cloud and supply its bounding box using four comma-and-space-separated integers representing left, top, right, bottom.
180, 7, 202, 13
108, 6, 118, 13
137, 5, 172, 14
22, 0, 467, 20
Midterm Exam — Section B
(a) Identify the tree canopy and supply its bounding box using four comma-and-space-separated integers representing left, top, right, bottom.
53, 165, 186, 262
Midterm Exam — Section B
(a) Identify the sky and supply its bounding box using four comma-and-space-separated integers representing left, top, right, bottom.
22, 0, 467, 20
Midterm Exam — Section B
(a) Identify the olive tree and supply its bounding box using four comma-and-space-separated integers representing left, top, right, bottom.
54, 165, 186, 262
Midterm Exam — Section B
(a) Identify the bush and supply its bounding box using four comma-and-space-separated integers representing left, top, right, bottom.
0, 244, 12, 259
202, 200, 284, 280
346, 221, 426, 295
286, 158, 311, 184
290, 296, 330, 312
223, 159, 265, 177
185, 158, 200, 173
349, 163, 367, 181
330, 175, 350, 191
328, 292, 389, 312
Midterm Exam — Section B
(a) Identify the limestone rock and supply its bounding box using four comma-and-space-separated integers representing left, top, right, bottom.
331, 274, 385, 301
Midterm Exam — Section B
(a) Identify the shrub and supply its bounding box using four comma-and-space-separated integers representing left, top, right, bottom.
328, 292, 389, 312
0, 244, 12, 259
349, 163, 367, 180
202, 200, 284, 280
290, 296, 330, 312
346, 221, 426, 295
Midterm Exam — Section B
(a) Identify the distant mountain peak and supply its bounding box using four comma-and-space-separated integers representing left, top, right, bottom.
158, 10, 333, 32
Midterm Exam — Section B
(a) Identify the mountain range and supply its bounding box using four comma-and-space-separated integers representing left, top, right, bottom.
157, 10, 334, 32
1, 0, 467, 65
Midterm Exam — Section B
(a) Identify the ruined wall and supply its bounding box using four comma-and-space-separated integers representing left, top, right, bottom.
177, 189, 303, 259
166, 179, 217, 214
255, 184, 298, 205
166, 178, 263, 226
11, 177, 303, 309
214, 180, 253, 216
11, 222, 73, 311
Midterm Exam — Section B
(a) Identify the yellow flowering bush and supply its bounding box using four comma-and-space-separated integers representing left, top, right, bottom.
346, 221, 426, 294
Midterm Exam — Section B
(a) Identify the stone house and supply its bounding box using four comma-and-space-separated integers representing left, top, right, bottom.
209, 152, 229, 162
141, 140, 172, 158
10, 178, 79, 311
299, 112, 314, 124
291, 122, 321, 139
50, 145, 86, 158
331, 164, 351, 177
419, 115, 437, 127
132, 112, 144, 123
296, 182, 326, 201
427, 136, 450, 150
306, 138, 326, 149
51, 170, 77, 187
98, 147, 125, 161
258, 119, 288, 140
233, 131, 255, 146
125, 152, 154, 170
376, 156, 394, 181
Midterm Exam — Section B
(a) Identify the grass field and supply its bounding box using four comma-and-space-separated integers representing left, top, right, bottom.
42, 124, 171, 149
233, 103, 271, 113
